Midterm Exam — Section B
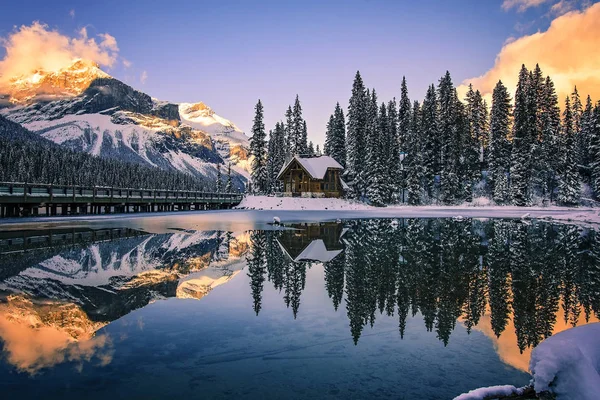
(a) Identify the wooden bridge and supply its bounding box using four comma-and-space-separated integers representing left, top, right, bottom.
0, 182, 244, 218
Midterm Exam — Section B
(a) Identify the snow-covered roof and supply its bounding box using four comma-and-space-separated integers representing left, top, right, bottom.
277, 155, 343, 180
279, 239, 343, 263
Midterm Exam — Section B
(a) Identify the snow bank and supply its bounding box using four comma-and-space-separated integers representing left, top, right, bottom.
235, 196, 374, 211
453, 385, 526, 400
529, 323, 600, 399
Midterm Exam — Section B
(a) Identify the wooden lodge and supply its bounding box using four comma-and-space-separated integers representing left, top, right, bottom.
277, 155, 348, 198
276, 222, 345, 263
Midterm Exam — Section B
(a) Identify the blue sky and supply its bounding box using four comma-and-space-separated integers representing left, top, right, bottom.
0, 0, 596, 145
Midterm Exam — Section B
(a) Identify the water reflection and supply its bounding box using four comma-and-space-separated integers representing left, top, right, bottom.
0, 227, 250, 373
1, 218, 599, 381
247, 219, 600, 356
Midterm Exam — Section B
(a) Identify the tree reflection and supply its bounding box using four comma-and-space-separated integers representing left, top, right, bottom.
250, 219, 600, 350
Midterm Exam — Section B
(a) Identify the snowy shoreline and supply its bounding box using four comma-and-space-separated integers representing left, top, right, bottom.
0, 196, 599, 230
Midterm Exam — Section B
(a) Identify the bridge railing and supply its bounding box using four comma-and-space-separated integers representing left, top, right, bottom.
0, 182, 244, 202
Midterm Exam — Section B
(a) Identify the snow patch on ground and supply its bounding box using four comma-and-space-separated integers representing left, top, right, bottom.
235, 196, 600, 226
235, 196, 374, 211
530, 323, 600, 399
453, 385, 526, 400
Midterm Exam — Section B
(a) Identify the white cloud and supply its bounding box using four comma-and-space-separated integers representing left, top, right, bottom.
550, 0, 576, 15
502, 0, 552, 12
459, 3, 600, 107
69, 9, 75, 18
122, 58, 132, 68
140, 70, 148, 84
0, 22, 119, 86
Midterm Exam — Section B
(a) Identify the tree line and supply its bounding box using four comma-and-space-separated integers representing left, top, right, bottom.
249, 65, 600, 206
0, 115, 214, 191
246, 219, 600, 347
249, 96, 323, 194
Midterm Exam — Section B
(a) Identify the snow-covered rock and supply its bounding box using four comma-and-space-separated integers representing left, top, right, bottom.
453, 385, 528, 400
530, 323, 600, 399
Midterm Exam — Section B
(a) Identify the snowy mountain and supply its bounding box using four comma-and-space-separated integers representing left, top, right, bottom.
0, 229, 250, 325
0, 59, 250, 185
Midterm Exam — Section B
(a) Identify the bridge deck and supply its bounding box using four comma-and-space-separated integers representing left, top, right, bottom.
0, 182, 244, 217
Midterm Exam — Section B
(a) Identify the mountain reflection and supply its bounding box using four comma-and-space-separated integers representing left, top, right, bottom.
247, 219, 600, 352
0, 228, 249, 373
2, 219, 600, 376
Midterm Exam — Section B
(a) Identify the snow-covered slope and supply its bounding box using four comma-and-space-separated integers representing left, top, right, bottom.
0, 59, 250, 185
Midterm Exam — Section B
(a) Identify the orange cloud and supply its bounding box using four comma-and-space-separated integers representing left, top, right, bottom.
0, 22, 119, 86
0, 297, 113, 374
471, 305, 599, 373
458, 3, 600, 105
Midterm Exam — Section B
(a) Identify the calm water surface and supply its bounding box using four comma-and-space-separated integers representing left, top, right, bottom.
0, 217, 598, 399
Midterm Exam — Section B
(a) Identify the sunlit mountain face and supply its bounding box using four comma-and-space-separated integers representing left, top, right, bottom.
0, 59, 251, 186
0, 219, 598, 398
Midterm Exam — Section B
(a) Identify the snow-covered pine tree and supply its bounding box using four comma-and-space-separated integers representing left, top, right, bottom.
406, 100, 423, 205
510, 65, 533, 206
488, 80, 512, 204
539, 76, 561, 202
284, 106, 293, 160
268, 121, 286, 192
250, 99, 268, 194
464, 85, 486, 201
315, 144, 321, 156
458, 95, 479, 202
266, 128, 276, 193
437, 72, 461, 204
307, 141, 315, 156
325, 102, 347, 167
215, 163, 223, 193
398, 77, 411, 154
366, 102, 387, 206
421, 84, 439, 202
579, 95, 594, 182
301, 120, 309, 155
292, 95, 304, 155
590, 101, 600, 197
346, 71, 368, 199
387, 98, 400, 202
226, 163, 233, 193
557, 95, 581, 206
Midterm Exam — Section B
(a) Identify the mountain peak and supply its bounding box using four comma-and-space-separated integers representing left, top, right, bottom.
4, 58, 110, 104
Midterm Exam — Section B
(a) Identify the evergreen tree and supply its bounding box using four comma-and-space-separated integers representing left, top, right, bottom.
216, 163, 222, 193
226, 163, 233, 193
290, 95, 305, 155
387, 99, 401, 201
398, 76, 411, 154
284, 106, 293, 160
558, 95, 581, 205
539, 76, 561, 202
421, 84, 439, 202
437, 72, 461, 204
324, 102, 346, 166
346, 71, 368, 198
579, 95, 594, 182
591, 102, 600, 197
510, 65, 533, 206
406, 101, 423, 205
366, 101, 387, 206
250, 99, 268, 194
488, 80, 512, 203
301, 120, 309, 155
307, 140, 315, 156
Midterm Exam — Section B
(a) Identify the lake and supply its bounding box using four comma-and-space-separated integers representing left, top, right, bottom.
0, 215, 598, 399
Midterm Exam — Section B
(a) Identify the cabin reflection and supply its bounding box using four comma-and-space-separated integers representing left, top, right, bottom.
276, 222, 345, 262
